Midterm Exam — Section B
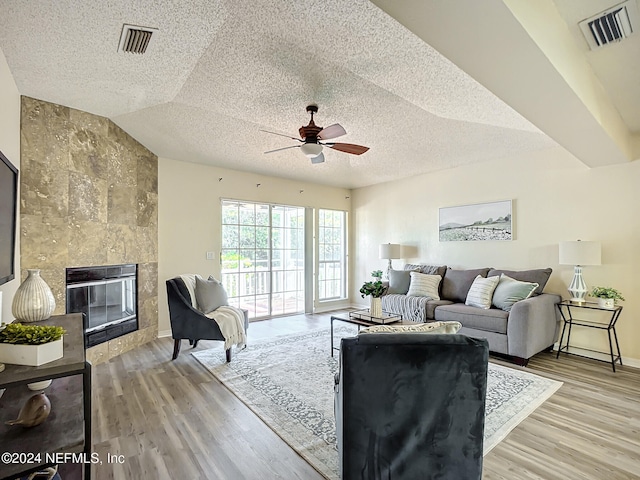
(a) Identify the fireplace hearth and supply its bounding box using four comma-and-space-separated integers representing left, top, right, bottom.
66, 264, 138, 348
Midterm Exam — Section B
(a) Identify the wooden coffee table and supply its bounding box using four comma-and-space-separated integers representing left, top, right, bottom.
330, 310, 404, 357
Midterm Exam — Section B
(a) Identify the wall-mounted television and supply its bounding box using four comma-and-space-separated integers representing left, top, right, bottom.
0, 150, 18, 286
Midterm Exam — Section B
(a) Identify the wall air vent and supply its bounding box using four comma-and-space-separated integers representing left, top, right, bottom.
118, 24, 158, 54
579, 1, 637, 50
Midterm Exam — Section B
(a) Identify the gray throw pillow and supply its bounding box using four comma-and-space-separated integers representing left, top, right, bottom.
487, 268, 551, 295
441, 268, 491, 303
492, 274, 539, 312
195, 276, 228, 314
387, 269, 413, 294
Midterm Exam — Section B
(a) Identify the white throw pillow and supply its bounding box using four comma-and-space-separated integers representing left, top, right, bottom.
360, 321, 462, 335
406, 272, 441, 299
465, 275, 500, 309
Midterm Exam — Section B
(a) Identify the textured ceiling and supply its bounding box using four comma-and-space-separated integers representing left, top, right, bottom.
0, 0, 637, 188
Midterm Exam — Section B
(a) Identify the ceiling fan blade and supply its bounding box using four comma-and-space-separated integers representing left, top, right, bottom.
311, 152, 325, 164
260, 129, 302, 142
325, 143, 369, 155
264, 145, 301, 154
318, 123, 346, 140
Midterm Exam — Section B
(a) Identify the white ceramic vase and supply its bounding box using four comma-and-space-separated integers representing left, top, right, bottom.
11, 269, 56, 322
370, 296, 383, 318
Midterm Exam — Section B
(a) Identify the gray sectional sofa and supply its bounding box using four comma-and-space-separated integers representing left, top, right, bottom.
381, 264, 561, 365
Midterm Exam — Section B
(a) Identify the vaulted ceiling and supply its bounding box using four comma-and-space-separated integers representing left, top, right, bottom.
1, 0, 638, 189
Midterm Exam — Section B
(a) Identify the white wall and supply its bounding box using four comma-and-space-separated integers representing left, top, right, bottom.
158, 157, 352, 334
352, 146, 640, 363
0, 48, 21, 325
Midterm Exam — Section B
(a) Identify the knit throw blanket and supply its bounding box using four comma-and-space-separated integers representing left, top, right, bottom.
205, 306, 247, 350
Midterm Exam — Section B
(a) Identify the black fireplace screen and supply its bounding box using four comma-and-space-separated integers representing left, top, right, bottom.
66, 264, 138, 347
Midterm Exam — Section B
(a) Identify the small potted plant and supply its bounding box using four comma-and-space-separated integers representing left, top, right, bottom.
589, 287, 625, 309
360, 272, 386, 317
0, 323, 66, 366
371, 270, 383, 280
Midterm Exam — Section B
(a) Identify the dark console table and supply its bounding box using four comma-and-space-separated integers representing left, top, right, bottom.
0, 313, 91, 479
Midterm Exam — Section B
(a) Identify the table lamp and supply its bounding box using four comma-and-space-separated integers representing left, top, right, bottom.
379, 243, 401, 279
559, 240, 601, 303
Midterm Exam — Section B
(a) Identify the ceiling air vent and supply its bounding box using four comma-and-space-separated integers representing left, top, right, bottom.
579, 1, 637, 50
118, 24, 158, 54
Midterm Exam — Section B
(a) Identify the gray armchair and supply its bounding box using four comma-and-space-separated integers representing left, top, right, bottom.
335, 333, 489, 480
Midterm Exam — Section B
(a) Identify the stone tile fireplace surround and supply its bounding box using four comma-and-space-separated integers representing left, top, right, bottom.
19, 96, 158, 364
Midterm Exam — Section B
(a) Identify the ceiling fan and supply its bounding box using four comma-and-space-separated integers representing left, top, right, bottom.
261, 105, 369, 164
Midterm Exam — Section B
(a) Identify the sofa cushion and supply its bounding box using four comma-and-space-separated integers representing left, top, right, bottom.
465, 275, 500, 309
488, 268, 551, 295
426, 299, 455, 320
492, 274, 538, 312
435, 304, 509, 334
441, 268, 491, 303
387, 269, 414, 294
407, 272, 441, 299
195, 276, 228, 314
360, 320, 462, 335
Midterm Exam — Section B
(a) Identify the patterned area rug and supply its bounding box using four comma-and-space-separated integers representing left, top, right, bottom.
193, 326, 562, 480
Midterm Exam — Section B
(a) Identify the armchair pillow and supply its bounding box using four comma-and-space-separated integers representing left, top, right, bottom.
407, 272, 441, 299
195, 276, 229, 314
465, 274, 500, 309
492, 274, 539, 312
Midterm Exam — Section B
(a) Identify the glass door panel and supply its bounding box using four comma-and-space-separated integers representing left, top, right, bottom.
221, 200, 304, 319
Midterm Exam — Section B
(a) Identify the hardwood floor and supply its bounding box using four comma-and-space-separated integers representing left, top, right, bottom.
91, 311, 640, 479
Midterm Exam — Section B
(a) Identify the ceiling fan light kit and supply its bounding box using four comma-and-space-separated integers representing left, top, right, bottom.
300, 143, 323, 158
262, 105, 369, 164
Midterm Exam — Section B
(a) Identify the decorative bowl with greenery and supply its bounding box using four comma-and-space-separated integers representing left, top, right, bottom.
0, 323, 66, 345
589, 287, 625, 302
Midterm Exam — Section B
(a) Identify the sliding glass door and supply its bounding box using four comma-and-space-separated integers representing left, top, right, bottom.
221, 200, 305, 319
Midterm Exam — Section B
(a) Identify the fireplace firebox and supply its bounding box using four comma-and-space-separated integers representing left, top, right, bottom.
66, 264, 138, 348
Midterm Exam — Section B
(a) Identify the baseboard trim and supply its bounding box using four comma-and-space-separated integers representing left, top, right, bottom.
552, 342, 640, 369
158, 329, 172, 338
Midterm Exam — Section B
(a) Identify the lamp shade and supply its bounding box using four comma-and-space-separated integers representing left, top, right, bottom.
379, 243, 401, 260
559, 241, 601, 266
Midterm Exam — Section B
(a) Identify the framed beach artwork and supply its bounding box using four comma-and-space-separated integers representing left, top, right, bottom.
439, 200, 513, 242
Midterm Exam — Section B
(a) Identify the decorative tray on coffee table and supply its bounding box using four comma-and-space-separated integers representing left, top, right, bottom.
348, 310, 402, 324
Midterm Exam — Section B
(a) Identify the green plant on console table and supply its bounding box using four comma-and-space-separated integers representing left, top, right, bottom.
589, 287, 625, 302
371, 270, 383, 280
0, 323, 66, 345
360, 280, 385, 298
